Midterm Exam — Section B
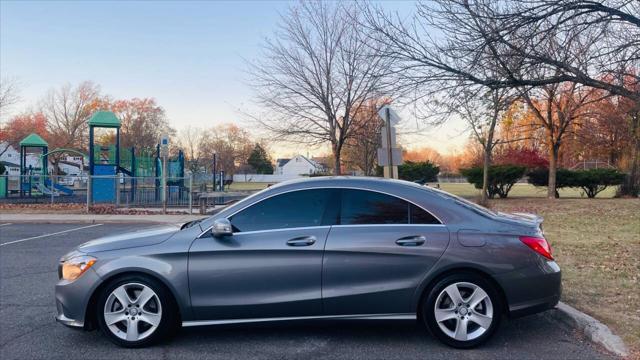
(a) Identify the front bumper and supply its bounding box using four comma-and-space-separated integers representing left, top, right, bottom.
55, 313, 84, 328
55, 267, 102, 329
495, 260, 562, 318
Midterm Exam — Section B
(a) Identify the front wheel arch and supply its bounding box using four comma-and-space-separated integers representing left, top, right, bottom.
84, 271, 181, 331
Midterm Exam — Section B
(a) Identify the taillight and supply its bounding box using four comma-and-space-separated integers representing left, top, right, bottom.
519, 236, 553, 260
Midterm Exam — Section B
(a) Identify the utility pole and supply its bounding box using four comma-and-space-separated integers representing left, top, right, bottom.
386, 107, 394, 179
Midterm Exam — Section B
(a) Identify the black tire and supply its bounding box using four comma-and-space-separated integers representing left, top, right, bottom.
96, 274, 179, 348
422, 272, 502, 349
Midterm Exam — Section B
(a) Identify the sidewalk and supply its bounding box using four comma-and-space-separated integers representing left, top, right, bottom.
0, 213, 207, 224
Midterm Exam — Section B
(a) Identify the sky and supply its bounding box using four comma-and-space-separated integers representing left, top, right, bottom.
1, 0, 468, 157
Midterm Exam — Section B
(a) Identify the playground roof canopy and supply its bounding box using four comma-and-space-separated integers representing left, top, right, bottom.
89, 111, 121, 128
19, 133, 48, 147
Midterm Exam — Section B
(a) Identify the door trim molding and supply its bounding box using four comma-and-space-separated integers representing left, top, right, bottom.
182, 313, 416, 327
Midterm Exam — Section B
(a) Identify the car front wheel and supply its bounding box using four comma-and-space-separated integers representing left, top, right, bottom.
96, 275, 177, 347
423, 273, 502, 348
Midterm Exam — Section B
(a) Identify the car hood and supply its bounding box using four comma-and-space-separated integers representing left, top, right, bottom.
77, 225, 179, 253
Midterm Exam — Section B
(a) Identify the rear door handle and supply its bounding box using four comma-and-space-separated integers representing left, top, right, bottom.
395, 235, 426, 246
286, 236, 316, 246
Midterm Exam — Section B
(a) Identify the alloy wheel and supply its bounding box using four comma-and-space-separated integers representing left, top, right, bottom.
103, 282, 163, 342
433, 281, 493, 341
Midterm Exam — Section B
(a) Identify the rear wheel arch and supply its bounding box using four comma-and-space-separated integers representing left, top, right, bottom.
84, 270, 181, 331
416, 267, 508, 321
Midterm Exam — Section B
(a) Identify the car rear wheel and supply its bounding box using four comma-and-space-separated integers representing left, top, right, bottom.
422, 273, 502, 348
96, 275, 178, 347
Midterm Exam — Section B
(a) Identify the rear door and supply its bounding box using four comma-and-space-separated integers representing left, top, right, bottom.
189, 188, 339, 320
322, 189, 449, 316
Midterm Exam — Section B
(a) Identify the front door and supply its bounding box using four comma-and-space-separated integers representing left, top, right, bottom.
189, 188, 339, 320
322, 189, 450, 316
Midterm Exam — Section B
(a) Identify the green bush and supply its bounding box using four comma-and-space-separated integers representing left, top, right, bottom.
0, 163, 5, 175
527, 168, 626, 198
573, 168, 626, 198
398, 161, 440, 183
527, 168, 576, 195
460, 165, 527, 198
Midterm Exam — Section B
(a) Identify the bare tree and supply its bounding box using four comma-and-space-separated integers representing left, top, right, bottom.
178, 125, 205, 174
366, 0, 639, 101
0, 77, 21, 156
520, 82, 603, 197
250, 1, 392, 175
435, 86, 516, 203
0, 77, 20, 118
40, 81, 102, 174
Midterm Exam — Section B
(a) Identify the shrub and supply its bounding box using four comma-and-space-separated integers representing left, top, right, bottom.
527, 168, 576, 194
527, 168, 626, 198
460, 164, 527, 198
573, 168, 626, 198
398, 161, 440, 183
0, 163, 5, 175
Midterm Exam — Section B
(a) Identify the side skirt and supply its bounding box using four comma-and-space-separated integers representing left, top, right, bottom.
182, 313, 416, 327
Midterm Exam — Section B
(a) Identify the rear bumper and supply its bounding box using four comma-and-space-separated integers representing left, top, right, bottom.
494, 260, 562, 318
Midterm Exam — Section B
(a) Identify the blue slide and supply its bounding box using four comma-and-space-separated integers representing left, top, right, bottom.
44, 179, 74, 195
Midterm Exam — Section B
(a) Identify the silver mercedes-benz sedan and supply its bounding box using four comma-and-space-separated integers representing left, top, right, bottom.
55, 177, 561, 348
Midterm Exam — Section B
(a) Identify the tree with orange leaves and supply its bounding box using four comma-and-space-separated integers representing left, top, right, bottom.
0, 112, 49, 156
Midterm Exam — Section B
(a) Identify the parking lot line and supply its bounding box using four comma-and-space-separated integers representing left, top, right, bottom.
0, 224, 103, 246
0, 223, 13, 227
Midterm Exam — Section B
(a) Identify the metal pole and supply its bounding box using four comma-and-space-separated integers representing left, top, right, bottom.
212, 153, 217, 192
86, 175, 92, 213
162, 153, 168, 214
188, 175, 193, 214
115, 174, 120, 208
51, 175, 54, 204
385, 107, 394, 179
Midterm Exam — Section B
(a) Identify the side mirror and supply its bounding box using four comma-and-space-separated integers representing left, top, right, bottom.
211, 218, 233, 237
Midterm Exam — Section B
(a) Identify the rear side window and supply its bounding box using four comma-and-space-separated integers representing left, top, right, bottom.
341, 189, 407, 224
229, 189, 337, 232
340, 189, 440, 225
409, 203, 440, 224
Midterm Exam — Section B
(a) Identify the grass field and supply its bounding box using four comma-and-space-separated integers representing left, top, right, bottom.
229, 181, 618, 198
490, 198, 640, 354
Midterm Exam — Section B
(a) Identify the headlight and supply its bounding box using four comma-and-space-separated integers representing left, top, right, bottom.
60, 255, 96, 281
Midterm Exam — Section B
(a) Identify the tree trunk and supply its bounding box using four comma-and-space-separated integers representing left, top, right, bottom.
333, 146, 342, 175
480, 147, 491, 205
548, 145, 559, 199
619, 113, 640, 196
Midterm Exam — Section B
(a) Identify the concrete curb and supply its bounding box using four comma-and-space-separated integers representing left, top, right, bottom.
554, 302, 629, 358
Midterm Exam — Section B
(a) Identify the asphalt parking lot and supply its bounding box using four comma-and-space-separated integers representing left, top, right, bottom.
0, 222, 614, 360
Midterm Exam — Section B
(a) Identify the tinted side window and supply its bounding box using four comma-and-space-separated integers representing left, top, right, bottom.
229, 189, 335, 232
340, 189, 408, 225
409, 203, 440, 224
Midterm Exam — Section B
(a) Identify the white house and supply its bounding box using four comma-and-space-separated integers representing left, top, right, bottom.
0, 142, 39, 175
275, 155, 326, 176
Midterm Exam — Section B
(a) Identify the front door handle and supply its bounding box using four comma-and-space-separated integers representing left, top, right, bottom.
287, 236, 316, 247
396, 235, 426, 246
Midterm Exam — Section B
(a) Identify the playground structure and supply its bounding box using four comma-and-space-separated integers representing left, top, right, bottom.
87, 111, 186, 205
1, 111, 186, 207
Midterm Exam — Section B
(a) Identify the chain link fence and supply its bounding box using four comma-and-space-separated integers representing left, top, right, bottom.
0, 174, 253, 213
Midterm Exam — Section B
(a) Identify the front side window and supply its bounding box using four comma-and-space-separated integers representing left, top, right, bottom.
229, 189, 336, 232
340, 189, 440, 225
